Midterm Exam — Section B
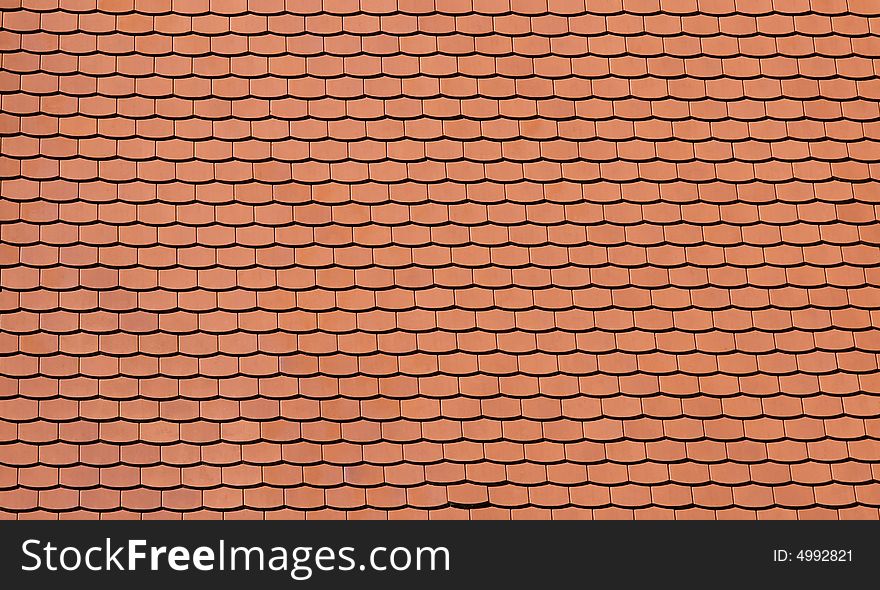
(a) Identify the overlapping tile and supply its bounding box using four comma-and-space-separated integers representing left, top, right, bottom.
0, 1, 878, 519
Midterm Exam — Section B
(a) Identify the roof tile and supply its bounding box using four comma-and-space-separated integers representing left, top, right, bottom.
0, 1, 878, 519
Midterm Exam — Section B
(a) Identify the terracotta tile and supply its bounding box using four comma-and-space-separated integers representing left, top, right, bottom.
38, 488, 78, 512
1, 1, 877, 521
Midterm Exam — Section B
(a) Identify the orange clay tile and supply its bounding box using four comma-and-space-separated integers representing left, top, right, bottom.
0, 2, 877, 520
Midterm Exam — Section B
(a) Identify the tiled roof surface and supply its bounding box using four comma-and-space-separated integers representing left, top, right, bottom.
1, 1, 879, 520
